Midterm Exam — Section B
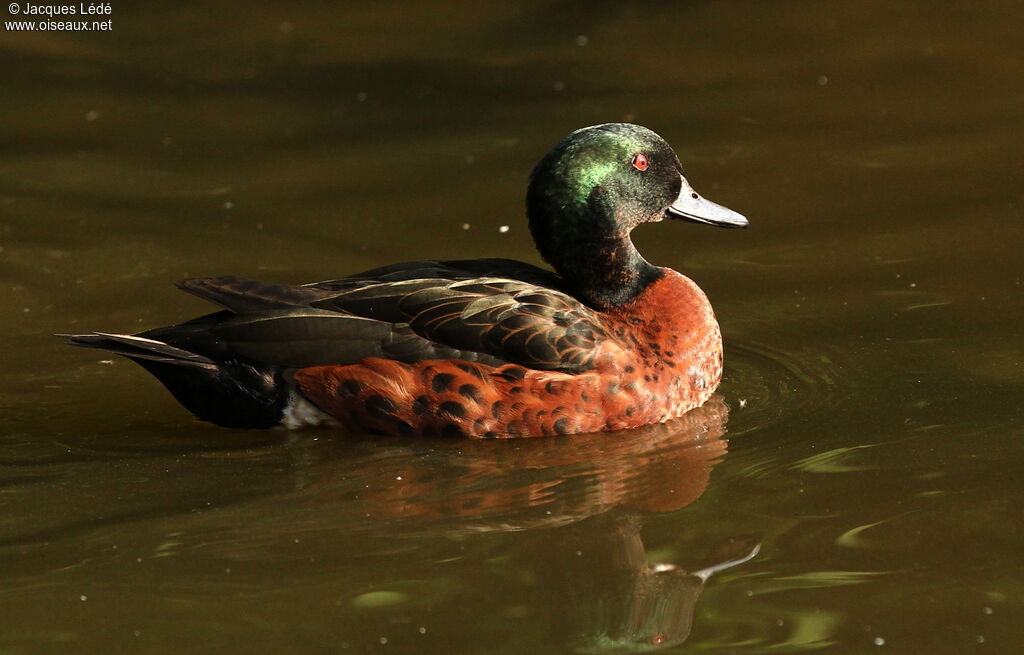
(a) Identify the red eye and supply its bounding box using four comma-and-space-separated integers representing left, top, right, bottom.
631, 153, 649, 171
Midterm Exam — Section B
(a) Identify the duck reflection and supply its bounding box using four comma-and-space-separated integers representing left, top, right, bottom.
32, 397, 756, 651
283, 395, 729, 529
549, 513, 759, 652
276, 395, 758, 651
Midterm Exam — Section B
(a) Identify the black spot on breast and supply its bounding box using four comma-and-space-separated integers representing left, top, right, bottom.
581, 392, 591, 403
459, 384, 482, 403
413, 395, 430, 415
625, 406, 634, 417
644, 375, 651, 382
491, 401, 504, 419
432, 373, 456, 392
624, 366, 635, 373
440, 401, 466, 418
484, 431, 499, 439
340, 380, 362, 397
664, 361, 676, 368
510, 386, 523, 394
366, 394, 396, 419
500, 366, 527, 381
553, 418, 569, 435
630, 317, 643, 325
393, 419, 415, 436
664, 350, 674, 358
442, 423, 466, 438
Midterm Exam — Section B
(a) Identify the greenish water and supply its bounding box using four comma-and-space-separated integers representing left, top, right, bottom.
2, 1, 1022, 653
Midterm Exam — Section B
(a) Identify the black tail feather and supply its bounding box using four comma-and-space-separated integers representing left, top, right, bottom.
63, 333, 288, 429
63, 332, 215, 365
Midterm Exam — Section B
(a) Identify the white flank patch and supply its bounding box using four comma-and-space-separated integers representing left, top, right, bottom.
280, 391, 340, 429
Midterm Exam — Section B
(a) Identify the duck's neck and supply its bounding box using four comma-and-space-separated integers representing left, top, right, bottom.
531, 211, 664, 311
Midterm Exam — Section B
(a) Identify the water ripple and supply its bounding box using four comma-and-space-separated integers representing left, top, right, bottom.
721, 340, 850, 436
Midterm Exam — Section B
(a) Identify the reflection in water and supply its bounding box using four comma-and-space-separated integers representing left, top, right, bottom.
265, 396, 758, 651
1, 397, 757, 652
279, 396, 733, 534
559, 515, 759, 653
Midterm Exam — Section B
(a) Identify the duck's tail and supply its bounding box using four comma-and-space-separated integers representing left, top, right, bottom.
63, 332, 289, 429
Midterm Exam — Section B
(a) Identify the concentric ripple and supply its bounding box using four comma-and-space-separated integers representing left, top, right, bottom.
720, 340, 851, 437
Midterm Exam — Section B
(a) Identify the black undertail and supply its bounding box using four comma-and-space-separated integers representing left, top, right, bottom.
66, 333, 288, 429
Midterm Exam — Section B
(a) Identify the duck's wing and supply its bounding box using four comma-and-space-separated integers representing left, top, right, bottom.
309, 276, 609, 372
169, 259, 608, 373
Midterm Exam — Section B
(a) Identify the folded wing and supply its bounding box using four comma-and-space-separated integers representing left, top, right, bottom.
145, 259, 607, 372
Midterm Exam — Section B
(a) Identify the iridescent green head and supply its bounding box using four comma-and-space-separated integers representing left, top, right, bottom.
526, 123, 746, 308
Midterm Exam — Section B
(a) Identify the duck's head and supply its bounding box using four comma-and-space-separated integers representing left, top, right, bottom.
526, 123, 747, 308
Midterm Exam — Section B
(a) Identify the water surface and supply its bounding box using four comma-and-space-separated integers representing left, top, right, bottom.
1, 1, 1022, 653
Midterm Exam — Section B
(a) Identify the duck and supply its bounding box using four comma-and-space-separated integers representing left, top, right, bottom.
65, 123, 747, 437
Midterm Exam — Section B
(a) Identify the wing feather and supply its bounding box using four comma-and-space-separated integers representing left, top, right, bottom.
171, 259, 606, 372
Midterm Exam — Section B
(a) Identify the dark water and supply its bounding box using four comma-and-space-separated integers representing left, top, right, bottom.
2, 1, 1022, 653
